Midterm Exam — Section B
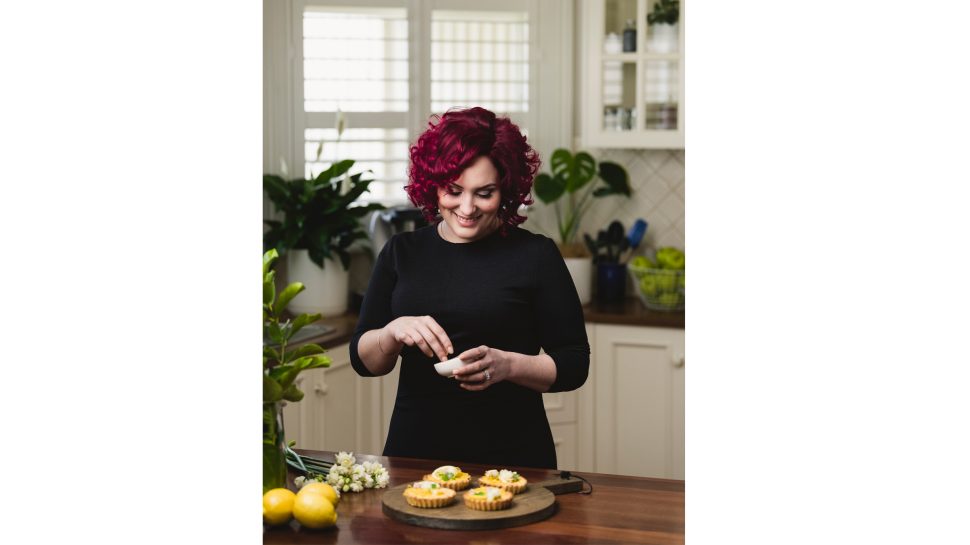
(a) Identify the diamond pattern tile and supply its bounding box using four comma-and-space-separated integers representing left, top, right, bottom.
526, 149, 684, 253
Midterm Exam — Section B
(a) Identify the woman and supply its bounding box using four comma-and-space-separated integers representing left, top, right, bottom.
349, 107, 589, 470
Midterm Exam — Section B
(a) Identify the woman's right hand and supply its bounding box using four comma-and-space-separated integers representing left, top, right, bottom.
382, 316, 453, 361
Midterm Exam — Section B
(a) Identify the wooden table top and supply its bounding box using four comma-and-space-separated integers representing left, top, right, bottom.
264, 450, 684, 545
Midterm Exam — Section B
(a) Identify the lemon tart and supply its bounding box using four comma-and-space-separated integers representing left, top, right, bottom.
423, 465, 471, 491
402, 480, 457, 508
463, 486, 513, 511
477, 469, 528, 494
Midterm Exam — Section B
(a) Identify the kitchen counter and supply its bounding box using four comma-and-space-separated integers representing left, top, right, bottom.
264, 449, 685, 544
301, 297, 683, 350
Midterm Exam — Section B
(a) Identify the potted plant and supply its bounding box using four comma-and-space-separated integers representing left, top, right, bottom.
533, 149, 631, 304
647, 0, 680, 53
263, 160, 385, 316
263, 249, 332, 493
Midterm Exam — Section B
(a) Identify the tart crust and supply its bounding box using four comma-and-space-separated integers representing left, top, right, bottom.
402, 486, 456, 508
463, 487, 514, 511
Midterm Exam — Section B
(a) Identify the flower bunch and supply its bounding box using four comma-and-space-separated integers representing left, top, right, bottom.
316, 451, 390, 493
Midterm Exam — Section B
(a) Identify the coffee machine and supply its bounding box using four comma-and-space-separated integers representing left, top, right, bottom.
349, 206, 430, 312
367, 205, 430, 252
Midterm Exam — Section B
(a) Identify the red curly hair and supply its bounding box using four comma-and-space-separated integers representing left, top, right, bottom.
406, 107, 540, 232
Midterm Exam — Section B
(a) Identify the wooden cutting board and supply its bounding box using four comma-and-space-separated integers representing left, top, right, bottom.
381, 483, 556, 530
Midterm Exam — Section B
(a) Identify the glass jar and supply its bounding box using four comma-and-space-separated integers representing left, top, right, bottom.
263, 401, 287, 493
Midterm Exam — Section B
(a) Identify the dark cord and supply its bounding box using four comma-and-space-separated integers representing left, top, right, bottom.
560, 470, 593, 495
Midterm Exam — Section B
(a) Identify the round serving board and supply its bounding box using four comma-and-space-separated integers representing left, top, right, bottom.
381, 483, 556, 530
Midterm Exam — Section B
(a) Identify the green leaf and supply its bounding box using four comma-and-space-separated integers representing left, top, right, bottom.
267, 321, 285, 345
549, 149, 573, 177
315, 160, 355, 184
293, 354, 332, 371
273, 282, 305, 316
597, 162, 632, 196
335, 248, 351, 271
269, 363, 300, 391
263, 175, 290, 208
568, 152, 597, 192
263, 270, 276, 306
282, 383, 305, 402
534, 172, 566, 203
288, 343, 325, 360
263, 249, 279, 276
263, 346, 281, 366
291, 313, 322, 336
263, 374, 283, 403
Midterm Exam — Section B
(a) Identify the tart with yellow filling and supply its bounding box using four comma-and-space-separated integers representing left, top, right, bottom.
463, 486, 514, 511
402, 480, 456, 508
422, 465, 471, 491
477, 469, 528, 494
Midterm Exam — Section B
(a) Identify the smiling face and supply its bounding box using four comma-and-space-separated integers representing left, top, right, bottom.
436, 155, 502, 243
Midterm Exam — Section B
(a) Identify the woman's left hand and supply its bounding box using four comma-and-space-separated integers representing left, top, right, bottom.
451, 345, 511, 391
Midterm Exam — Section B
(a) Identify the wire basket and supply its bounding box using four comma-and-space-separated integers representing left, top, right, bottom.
628, 264, 685, 312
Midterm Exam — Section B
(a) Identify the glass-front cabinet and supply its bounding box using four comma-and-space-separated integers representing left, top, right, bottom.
581, 0, 684, 149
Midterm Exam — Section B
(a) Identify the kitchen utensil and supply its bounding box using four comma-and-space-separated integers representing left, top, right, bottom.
621, 219, 648, 264
606, 221, 625, 262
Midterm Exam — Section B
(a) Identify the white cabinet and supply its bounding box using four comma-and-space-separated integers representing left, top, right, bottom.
580, 0, 685, 149
286, 322, 686, 482
281, 343, 372, 453
592, 323, 684, 479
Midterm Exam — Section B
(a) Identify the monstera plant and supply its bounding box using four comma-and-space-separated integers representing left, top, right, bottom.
533, 149, 632, 256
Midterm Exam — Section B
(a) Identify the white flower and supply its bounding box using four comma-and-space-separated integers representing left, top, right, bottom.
499, 469, 515, 483
335, 451, 356, 468
294, 476, 306, 488
321, 453, 390, 493
485, 469, 499, 479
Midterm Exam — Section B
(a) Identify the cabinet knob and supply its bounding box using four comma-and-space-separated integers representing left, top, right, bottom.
314, 383, 329, 396
673, 354, 685, 368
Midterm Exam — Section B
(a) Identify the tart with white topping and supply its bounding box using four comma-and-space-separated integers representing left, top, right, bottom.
402, 480, 457, 508
463, 486, 513, 511
422, 465, 471, 491
477, 469, 528, 494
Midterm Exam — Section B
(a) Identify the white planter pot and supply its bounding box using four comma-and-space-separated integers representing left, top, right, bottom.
564, 257, 593, 306
285, 249, 349, 317
648, 22, 679, 53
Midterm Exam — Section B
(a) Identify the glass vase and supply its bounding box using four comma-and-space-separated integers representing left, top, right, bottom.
263, 401, 287, 493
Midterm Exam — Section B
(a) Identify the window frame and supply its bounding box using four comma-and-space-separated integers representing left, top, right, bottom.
264, 0, 572, 206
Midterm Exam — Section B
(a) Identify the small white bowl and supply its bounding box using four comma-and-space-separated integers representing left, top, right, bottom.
434, 357, 465, 377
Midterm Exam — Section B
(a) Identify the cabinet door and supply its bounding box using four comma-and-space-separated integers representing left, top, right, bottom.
594, 324, 685, 479
581, 0, 685, 148
550, 422, 579, 471
288, 343, 368, 453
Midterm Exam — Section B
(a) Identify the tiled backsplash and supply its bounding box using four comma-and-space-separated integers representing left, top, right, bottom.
522, 149, 685, 257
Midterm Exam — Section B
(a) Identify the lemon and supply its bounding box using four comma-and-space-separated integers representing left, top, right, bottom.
293, 491, 337, 529
262, 488, 296, 526
293, 494, 336, 529
300, 482, 339, 506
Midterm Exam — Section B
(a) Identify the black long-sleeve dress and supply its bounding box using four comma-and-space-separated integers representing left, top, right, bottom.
349, 223, 590, 469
